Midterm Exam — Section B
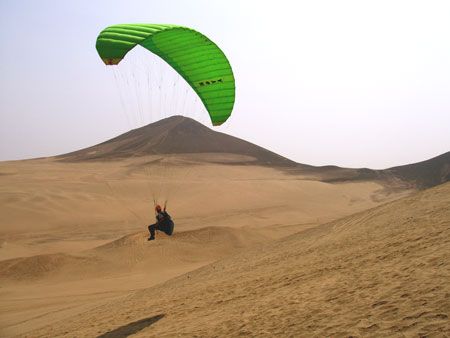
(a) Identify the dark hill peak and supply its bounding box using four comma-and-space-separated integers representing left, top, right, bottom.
59, 116, 296, 166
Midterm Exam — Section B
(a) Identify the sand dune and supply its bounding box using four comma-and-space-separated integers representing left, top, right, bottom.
0, 152, 415, 336
0, 226, 266, 283
27, 182, 450, 337
0, 156, 403, 255
2, 118, 448, 336
0, 253, 96, 281
0, 224, 269, 336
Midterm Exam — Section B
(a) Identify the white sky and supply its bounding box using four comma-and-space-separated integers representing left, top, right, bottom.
1, 0, 449, 169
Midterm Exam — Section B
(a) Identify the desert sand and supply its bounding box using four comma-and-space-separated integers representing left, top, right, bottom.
0, 148, 447, 337
0, 152, 410, 336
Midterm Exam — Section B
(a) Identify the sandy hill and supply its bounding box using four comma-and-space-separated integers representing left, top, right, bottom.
0, 153, 412, 336
59, 115, 297, 167
31, 182, 450, 337
0, 226, 266, 284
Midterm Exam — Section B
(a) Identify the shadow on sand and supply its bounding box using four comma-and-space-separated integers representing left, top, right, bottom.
96, 314, 165, 338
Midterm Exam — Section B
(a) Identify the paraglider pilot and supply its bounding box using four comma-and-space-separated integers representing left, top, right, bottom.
148, 203, 174, 241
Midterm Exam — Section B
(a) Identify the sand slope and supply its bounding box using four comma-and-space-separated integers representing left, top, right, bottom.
0, 226, 265, 283
0, 225, 268, 336
28, 182, 450, 337
1, 156, 403, 255
0, 153, 416, 337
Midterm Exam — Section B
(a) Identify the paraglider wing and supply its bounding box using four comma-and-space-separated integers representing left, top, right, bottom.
96, 24, 235, 126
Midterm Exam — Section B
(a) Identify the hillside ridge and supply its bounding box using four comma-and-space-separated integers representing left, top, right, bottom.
58, 116, 449, 189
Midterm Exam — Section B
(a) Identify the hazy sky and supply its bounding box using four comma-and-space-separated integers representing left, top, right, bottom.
1, 0, 449, 169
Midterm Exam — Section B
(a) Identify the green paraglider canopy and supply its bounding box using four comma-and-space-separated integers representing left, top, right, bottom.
96, 24, 235, 126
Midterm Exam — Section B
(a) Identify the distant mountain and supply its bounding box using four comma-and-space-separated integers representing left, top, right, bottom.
59, 116, 298, 167
59, 115, 449, 190
385, 151, 450, 189
310, 152, 450, 190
